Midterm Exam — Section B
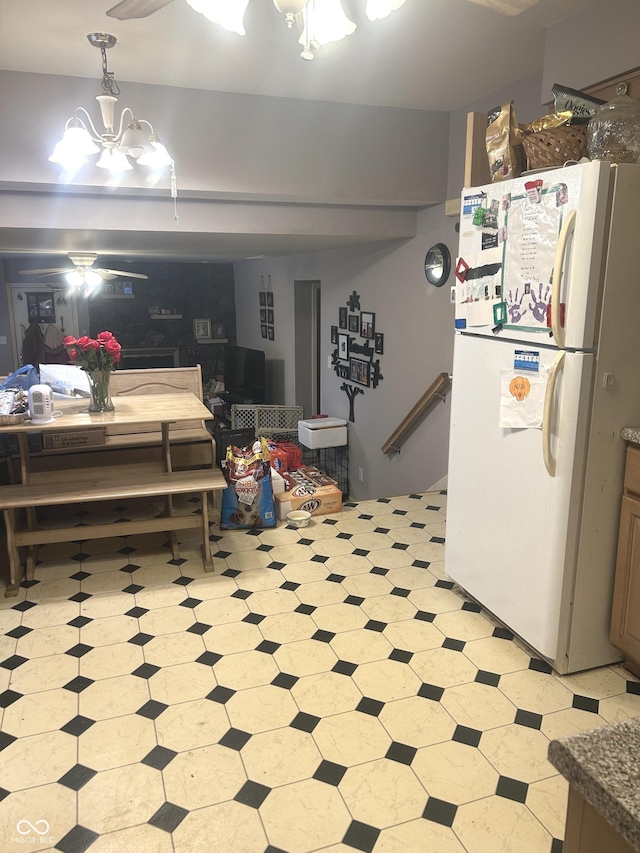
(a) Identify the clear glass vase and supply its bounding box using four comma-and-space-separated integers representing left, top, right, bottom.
587, 82, 640, 164
87, 370, 114, 413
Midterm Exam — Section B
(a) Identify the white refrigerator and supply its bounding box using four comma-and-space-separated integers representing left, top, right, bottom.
446, 160, 640, 674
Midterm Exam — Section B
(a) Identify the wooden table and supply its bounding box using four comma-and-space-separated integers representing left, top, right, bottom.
0, 394, 227, 595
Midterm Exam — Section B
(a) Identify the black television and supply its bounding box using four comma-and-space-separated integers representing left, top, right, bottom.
223, 344, 266, 403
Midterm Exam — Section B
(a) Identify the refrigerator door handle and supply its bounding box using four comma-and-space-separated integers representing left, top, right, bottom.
551, 209, 576, 348
542, 351, 565, 477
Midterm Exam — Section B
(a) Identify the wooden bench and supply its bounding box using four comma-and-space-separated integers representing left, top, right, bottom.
1, 466, 227, 596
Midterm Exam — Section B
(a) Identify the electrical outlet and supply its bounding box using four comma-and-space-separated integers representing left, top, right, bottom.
0, 336, 6, 345
358, 467, 364, 482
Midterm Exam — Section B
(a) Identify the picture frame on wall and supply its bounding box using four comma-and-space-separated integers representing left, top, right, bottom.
193, 318, 212, 340
267, 309, 274, 325
268, 326, 275, 341
350, 357, 371, 387
374, 332, 384, 354
339, 307, 347, 329
266, 292, 274, 307
212, 323, 225, 339
360, 311, 375, 339
260, 308, 267, 323
338, 333, 349, 361
259, 292, 267, 306
261, 324, 268, 339
348, 314, 359, 332
331, 325, 338, 344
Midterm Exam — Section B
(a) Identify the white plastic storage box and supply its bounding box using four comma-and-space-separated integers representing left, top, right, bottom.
298, 417, 347, 449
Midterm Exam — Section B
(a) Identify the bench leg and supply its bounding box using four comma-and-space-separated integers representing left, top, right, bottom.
26, 546, 39, 581
201, 491, 214, 572
3, 509, 23, 597
169, 531, 180, 560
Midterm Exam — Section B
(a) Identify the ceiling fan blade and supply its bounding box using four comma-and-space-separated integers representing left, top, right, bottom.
98, 269, 149, 279
465, 0, 538, 14
106, 0, 175, 20
19, 268, 67, 275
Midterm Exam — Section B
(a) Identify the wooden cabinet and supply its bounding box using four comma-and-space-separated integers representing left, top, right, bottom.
610, 445, 640, 677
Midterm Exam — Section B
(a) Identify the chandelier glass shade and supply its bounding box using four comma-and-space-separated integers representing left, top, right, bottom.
49, 34, 174, 175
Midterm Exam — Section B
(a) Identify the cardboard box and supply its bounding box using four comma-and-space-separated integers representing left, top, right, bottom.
42, 430, 106, 450
275, 481, 342, 519
298, 417, 347, 449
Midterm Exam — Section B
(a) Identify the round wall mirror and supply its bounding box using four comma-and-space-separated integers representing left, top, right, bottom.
425, 243, 451, 287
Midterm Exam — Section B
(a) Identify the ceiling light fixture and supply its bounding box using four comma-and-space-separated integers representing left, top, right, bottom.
184, 0, 405, 60
49, 33, 177, 203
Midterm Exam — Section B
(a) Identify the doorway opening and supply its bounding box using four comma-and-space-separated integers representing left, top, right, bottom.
294, 280, 321, 419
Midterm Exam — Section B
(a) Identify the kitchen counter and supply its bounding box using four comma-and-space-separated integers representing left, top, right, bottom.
622, 427, 640, 445
549, 718, 640, 852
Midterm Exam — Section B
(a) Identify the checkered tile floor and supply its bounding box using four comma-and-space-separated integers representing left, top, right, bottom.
1, 490, 639, 853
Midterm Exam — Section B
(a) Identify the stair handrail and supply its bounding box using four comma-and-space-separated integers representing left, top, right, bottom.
381, 372, 450, 455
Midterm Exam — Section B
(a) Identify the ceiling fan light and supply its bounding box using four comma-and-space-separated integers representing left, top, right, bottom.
65, 268, 84, 287
187, 0, 250, 35
300, 0, 355, 47
365, 0, 406, 21
85, 269, 103, 287
96, 147, 133, 171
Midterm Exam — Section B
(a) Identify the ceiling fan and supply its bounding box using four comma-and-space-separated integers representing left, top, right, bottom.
106, 0, 538, 22
19, 254, 149, 287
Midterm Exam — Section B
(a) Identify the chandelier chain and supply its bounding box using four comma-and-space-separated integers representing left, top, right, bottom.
100, 45, 121, 98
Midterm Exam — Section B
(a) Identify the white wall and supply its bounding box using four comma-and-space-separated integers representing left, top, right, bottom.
234, 204, 456, 500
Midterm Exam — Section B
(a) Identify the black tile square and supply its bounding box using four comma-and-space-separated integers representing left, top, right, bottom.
63, 676, 95, 694
342, 819, 380, 853
148, 801, 189, 833
430, 536, 445, 545
364, 620, 386, 633
122, 583, 144, 595
496, 775, 529, 804
196, 651, 221, 666
297, 538, 313, 546
370, 567, 388, 576
12, 600, 37, 612
337, 532, 353, 540
187, 622, 211, 635
55, 825, 100, 853
0, 689, 22, 708
219, 728, 252, 750
137, 700, 168, 720
412, 560, 431, 569
386, 741, 417, 765
61, 715, 95, 736
206, 685, 236, 704
313, 630, 336, 644
353, 548, 370, 557
120, 563, 141, 574
132, 663, 161, 680
418, 683, 444, 702
374, 527, 390, 534
65, 643, 93, 659
442, 638, 465, 652
142, 745, 178, 770
234, 780, 271, 808
435, 580, 454, 590
344, 595, 365, 606
514, 709, 543, 730
391, 587, 411, 597
268, 561, 286, 570
118, 546, 137, 555
327, 573, 346, 583
71, 552, 91, 562
256, 640, 281, 654
422, 797, 458, 827
311, 555, 329, 563
172, 574, 192, 584
6, 625, 32, 639
391, 542, 409, 551
68, 592, 92, 603
313, 759, 348, 786
128, 632, 154, 646
58, 764, 97, 791
529, 658, 553, 674
573, 694, 599, 714
0, 654, 28, 670
452, 725, 482, 747
272, 673, 298, 690
290, 712, 320, 733
0, 731, 17, 751
243, 612, 266, 624
627, 681, 640, 695
256, 543, 274, 551
332, 660, 358, 676
295, 604, 316, 615
493, 626, 515, 640
20, 579, 40, 589
280, 581, 300, 591
550, 838, 564, 853
475, 670, 500, 687
70, 570, 91, 581
461, 601, 481, 613
179, 597, 203, 609
232, 589, 253, 600
389, 648, 413, 664
414, 611, 436, 623
356, 697, 384, 717
67, 616, 93, 628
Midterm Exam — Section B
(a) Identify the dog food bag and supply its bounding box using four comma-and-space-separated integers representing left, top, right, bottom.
486, 102, 525, 182
221, 437, 276, 529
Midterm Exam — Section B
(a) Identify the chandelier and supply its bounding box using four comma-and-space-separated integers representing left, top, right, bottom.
49, 33, 175, 179
186, 0, 406, 60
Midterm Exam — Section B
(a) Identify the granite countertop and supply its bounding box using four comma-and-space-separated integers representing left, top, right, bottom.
622, 427, 640, 445
548, 717, 640, 851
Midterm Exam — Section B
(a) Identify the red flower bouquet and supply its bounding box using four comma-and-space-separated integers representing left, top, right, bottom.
63, 331, 121, 412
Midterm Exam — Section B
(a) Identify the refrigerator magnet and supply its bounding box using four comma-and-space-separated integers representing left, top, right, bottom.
455, 257, 469, 283
493, 302, 507, 325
